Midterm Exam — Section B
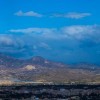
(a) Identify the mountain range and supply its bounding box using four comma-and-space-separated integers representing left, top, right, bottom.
0, 53, 100, 85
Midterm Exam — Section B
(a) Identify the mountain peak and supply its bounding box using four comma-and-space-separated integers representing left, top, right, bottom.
30, 56, 45, 62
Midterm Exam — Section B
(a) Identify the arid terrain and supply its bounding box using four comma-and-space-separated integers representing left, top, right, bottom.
0, 54, 100, 85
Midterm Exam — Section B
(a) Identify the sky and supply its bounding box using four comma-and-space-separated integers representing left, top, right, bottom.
0, 0, 100, 64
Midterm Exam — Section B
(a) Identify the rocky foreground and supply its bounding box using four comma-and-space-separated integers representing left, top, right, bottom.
0, 85, 100, 100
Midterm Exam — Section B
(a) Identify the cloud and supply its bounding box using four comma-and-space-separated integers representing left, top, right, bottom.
9, 28, 60, 39
9, 25, 100, 41
14, 11, 91, 19
6, 25, 100, 59
14, 10, 43, 17
61, 25, 97, 39
0, 35, 14, 46
0, 35, 21, 53
53, 12, 91, 19
10, 28, 55, 33
0, 34, 27, 49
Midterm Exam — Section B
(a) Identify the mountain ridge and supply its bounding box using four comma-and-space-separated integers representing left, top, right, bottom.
0, 53, 99, 68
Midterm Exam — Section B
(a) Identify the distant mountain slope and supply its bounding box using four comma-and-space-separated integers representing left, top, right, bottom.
0, 54, 67, 68
0, 53, 100, 84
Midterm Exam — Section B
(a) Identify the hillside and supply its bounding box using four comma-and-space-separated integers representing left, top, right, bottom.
0, 54, 100, 85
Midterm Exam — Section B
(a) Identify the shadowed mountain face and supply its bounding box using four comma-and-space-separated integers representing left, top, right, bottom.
0, 54, 100, 84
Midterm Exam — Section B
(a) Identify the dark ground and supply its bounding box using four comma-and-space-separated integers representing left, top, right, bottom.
0, 84, 100, 100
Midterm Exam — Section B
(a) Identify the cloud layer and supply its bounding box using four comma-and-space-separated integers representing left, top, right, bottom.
0, 25, 100, 63
9, 25, 100, 41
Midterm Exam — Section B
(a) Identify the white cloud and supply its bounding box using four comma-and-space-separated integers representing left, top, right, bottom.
61, 25, 96, 39
10, 28, 55, 34
53, 12, 91, 19
9, 25, 100, 42
14, 10, 43, 17
9, 28, 59, 39
14, 11, 91, 19
0, 34, 26, 48
0, 35, 14, 45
